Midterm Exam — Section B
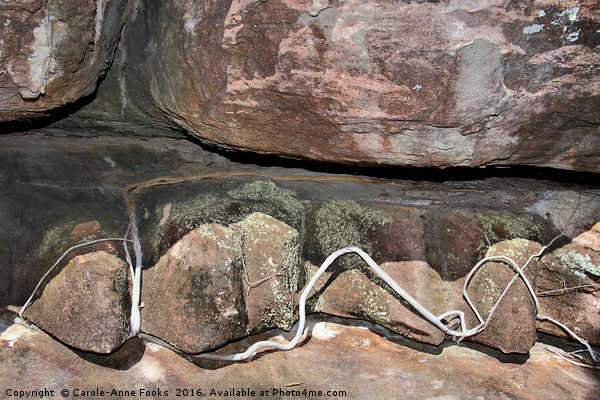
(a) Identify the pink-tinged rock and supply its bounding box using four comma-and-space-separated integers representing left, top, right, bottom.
537, 225, 600, 346
573, 221, 600, 252
23, 251, 131, 353
141, 213, 303, 352
3, 311, 599, 400
136, 0, 600, 172
140, 223, 246, 354
312, 260, 463, 346
0, 0, 127, 121
231, 212, 301, 333
465, 239, 542, 354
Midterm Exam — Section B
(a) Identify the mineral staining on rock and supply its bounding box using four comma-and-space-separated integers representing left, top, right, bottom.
23, 251, 131, 354
141, 223, 247, 354
141, 212, 302, 353
0, 0, 128, 121
92, 0, 600, 172
537, 222, 600, 346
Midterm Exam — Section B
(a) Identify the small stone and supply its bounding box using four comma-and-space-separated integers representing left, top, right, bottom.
23, 251, 131, 354
465, 239, 542, 354
231, 212, 301, 333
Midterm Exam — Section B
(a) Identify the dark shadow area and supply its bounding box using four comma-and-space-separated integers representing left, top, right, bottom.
177, 312, 445, 371
318, 313, 445, 356
453, 339, 530, 365
183, 321, 315, 370
184, 134, 600, 188
0, 308, 17, 336
71, 336, 146, 371
538, 332, 600, 367
0, 93, 99, 135
2, 104, 598, 188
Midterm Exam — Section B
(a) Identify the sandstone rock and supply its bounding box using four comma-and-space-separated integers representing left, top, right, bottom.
0, 0, 127, 121
537, 223, 600, 346
310, 260, 463, 346
3, 310, 599, 400
113, 0, 600, 172
231, 212, 301, 333
3, 135, 600, 356
23, 251, 131, 353
465, 239, 542, 354
140, 223, 246, 354
141, 211, 303, 353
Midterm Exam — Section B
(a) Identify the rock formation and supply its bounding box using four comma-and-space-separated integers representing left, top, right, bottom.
1, 0, 599, 369
0, 0, 127, 121
2, 1, 599, 171
23, 251, 131, 353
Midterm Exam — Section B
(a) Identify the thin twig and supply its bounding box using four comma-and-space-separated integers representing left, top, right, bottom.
537, 283, 600, 296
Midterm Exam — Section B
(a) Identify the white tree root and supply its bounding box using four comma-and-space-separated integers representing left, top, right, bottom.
17, 174, 599, 366
19, 238, 133, 320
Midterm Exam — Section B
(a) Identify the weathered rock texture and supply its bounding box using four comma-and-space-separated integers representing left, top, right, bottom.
4, 0, 598, 172
309, 260, 462, 346
141, 212, 301, 353
4, 311, 599, 400
105, 0, 599, 171
537, 222, 600, 346
23, 251, 131, 353
141, 223, 247, 353
4, 136, 599, 356
465, 239, 541, 354
0, 0, 127, 121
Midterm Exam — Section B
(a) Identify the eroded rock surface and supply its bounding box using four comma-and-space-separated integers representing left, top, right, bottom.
23, 251, 131, 353
141, 212, 301, 353
3, 312, 599, 400
0, 0, 127, 121
537, 222, 600, 346
141, 223, 247, 353
310, 260, 462, 346
465, 239, 542, 354
4, 136, 599, 357
5, 1, 598, 172
232, 212, 301, 333
104, 0, 600, 171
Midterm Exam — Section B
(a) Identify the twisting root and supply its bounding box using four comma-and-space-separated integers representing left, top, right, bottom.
19, 172, 598, 366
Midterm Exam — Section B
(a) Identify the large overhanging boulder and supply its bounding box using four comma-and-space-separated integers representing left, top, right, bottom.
122, 0, 600, 171
0, 0, 127, 121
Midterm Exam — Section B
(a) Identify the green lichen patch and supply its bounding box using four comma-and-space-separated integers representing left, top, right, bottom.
311, 201, 394, 270
227, 180, 306, 228
477, 211, 543, 247
553, 248, 600, 278
30, 218, 125, 289
139, 179, 308, 265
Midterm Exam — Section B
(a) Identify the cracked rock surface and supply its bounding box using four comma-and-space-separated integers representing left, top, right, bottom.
1, 311, 599, 400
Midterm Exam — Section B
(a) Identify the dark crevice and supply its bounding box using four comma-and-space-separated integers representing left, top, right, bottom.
182, 133, 600, 187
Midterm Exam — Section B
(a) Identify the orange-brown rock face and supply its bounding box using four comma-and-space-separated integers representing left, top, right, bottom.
124, 0, 600, 171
